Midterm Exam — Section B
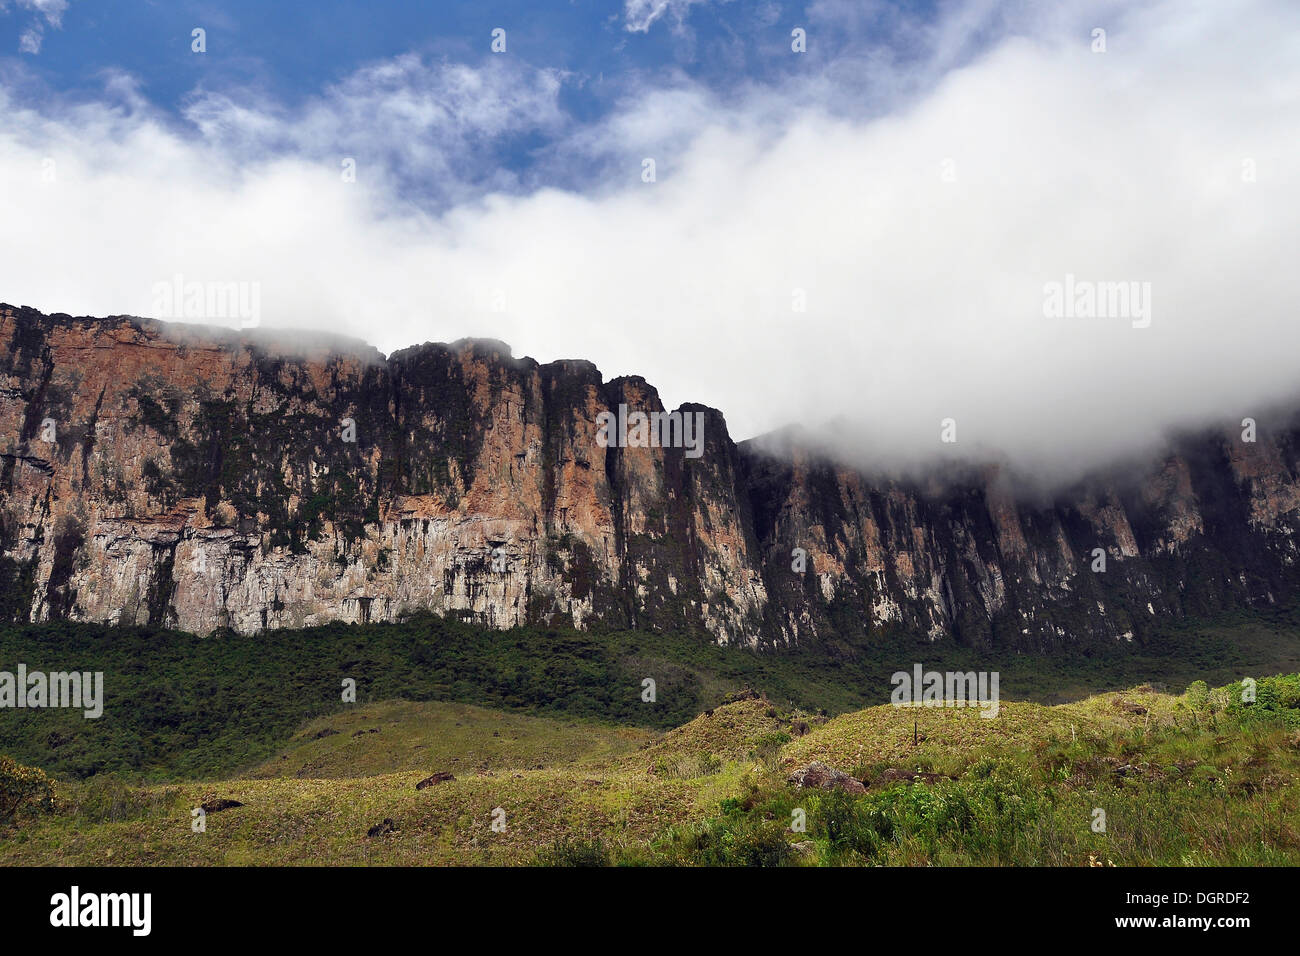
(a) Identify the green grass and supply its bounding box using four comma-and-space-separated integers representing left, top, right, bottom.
637, 675, 1300, 867
2, 604, 1300, 866
3, 602, 1299, 782
247, 699, 654, 780
2, 676, 1297, 866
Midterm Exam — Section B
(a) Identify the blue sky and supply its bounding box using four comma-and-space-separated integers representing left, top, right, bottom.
6, 1, 816, 100
1, 1, 1298, 470
3, 1, 938, 104
0, 0, 974, 205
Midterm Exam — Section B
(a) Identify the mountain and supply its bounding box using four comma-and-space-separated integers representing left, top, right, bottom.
3, 303, 1300, 650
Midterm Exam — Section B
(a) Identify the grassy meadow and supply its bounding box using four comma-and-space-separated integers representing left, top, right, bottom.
2, 608, 1299, 866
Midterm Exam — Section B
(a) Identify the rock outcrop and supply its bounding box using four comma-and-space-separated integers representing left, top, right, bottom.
4, 303, 1300, 650
788, 762, 867, 794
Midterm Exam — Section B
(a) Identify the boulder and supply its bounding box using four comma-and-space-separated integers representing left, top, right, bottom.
416, 771, 456, 790
200, 798, 244, 813
787, 761, 866, 794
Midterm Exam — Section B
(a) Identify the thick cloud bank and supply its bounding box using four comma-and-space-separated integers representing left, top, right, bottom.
1, 0, 1298, 482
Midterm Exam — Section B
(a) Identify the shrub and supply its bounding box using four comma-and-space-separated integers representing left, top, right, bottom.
751, 731, 792, 764
0, 754, 57, 828
812, 788, 885, 860
719, 796, 745, 816
532, 836, 611, 867
808, 759, 1049, 864
1226, 674, 1300, 728
704, 819, 793, 867
663, 796, 797, 867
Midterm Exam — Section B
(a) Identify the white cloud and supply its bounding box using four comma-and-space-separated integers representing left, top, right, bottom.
5, 0, 68, 55
624, 0, 718, 34
182, 55, 569, 205
16, 0, 66, 26
2, 0, 1299, 482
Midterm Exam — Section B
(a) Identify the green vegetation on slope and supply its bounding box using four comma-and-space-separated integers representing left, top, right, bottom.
1, 602, 1299, 782
1, 677, 1297, 866
247, 700, 654, 780
641, 675, 1300, 867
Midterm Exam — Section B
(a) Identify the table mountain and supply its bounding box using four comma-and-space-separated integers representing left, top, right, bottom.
3, 303, 1298, 650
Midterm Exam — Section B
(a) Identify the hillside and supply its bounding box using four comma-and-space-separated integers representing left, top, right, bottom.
3, 677, 1297, 866
3, 605, 1299, 782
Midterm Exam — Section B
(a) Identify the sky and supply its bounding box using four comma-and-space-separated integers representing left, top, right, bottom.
1, 0, 1299, 479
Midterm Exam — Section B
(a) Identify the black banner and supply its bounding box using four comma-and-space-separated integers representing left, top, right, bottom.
0, 865, 1274, 941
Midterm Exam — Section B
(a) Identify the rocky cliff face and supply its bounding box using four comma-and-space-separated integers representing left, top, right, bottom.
3, 303, 1300, 650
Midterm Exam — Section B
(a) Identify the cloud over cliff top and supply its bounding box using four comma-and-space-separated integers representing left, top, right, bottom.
1, 0, 1298, 481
